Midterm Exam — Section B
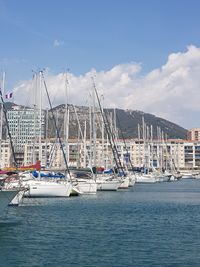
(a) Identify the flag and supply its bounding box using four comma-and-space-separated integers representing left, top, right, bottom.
5, 92, 13, 99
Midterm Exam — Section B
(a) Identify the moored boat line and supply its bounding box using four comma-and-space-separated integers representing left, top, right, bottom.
0, 164, 192, 214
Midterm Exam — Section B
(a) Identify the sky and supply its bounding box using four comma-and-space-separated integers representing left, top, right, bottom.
1, 0, 200, 129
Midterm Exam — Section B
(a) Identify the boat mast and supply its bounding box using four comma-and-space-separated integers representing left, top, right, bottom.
64, 72, 69, 164
89, 103, 92, 169
138, 123, 142, 167
101, 94, 105, 167
92, 77, 125, 175
38, 71, 43, 165
83, 120, 87, 168
73, 105, 94, 172
0, 72, 5, 167
92, 84, 97, 171
41, 71, 72, 180
32, 73, 37, 164
116, 112, 135, 171
0, 88, 17, 167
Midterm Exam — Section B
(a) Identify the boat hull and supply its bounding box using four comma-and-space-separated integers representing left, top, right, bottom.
118, 177, 130, 189
24, 180, 72, 197
135, 174, 157, 183
75, 180, 97, 194
129, 176, 136, 187
96, 180, 121, 191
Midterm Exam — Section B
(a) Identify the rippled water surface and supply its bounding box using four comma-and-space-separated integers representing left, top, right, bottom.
1, 179, 200, 266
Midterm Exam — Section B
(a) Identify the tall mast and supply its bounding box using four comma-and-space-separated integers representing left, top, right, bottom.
83, 120, 87, 168
64, 72, 69, 162
32, 73, 37, 164
38, 71, 42, 164
0, 72, 5, 167
0, 90, 17, 167
92, 84, 97, 170
42, 72, 72, 180
116, 112, 135, 171
92, 77, 125, 175
45, 109, 48, 167
101, 95, 105, 167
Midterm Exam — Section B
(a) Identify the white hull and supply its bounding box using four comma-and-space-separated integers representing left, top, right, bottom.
96, 180, 121, 191
182, 175, 193, 179
24, 180, 72, 197
181, 173, 193, 179
135, 174, 157, 183
75, 179, 97, 194
70, 185, 83, 196
118, 177, 130, 189
0, 189, 19, 214
158, 175, 171, 182
169, 175, 175, 181
194, 173, 200, 179
129, 176, 136, 187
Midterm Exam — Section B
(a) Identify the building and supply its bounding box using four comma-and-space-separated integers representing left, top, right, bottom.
0, 141, 12, 168
187, 128, 200, 141
2, 133, 200, 171
7, 106, 46, 153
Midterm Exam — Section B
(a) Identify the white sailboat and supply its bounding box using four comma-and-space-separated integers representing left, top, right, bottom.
24, 179, 72, 197
118, 176, 130, 189
135, 172, 158, 183
92, 79, 130, 191
128, 173, 136, 187
96, 173, 121, 191
71, 171, 97, 194
180, 172, 194, 179
6, 171, 73, 198
0, 73, 24, 207
71, 105, 97, 195
23, 72, 74, 198
96, 178, 121, 191
73, 178, 97, 194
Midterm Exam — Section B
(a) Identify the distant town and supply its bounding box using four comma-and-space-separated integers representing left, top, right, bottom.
0, 104, 199, 171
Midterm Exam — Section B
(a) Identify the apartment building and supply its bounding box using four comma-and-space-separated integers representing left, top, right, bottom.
0, 141, 12, 168
187, 128, 200, 141
7, 106, 46, 151
1, 137, 200, 171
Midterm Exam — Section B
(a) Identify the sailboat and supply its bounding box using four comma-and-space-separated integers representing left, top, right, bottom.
114, 111, 136, 188
0, 73, 23, 209
70, 104, 97, 194
23, 179, 73, 197
23, 71, 74, 198
96, 179, 122, 191
91, 79, 127, 191
70, 170, 97, 194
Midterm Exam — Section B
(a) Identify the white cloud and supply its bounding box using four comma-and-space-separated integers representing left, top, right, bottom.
53, 39, 64, 47
13, 45, 200, 128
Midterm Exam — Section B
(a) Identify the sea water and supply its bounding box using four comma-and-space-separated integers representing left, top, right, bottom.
0, 179, 200, 266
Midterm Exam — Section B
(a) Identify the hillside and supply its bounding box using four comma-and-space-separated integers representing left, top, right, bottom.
49, 105, 187, 140
2, 102, 187, 140
112, 109, 187, 139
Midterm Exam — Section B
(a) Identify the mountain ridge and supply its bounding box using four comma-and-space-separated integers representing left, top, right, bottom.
3, 102, 187, 140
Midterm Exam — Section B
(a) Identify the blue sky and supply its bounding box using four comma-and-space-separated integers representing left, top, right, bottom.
1, 0, 199, 84
1, 0, 200, 128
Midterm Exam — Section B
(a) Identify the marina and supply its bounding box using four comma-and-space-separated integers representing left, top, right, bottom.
0, 179, 200, 266
1, 1, 200, 266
